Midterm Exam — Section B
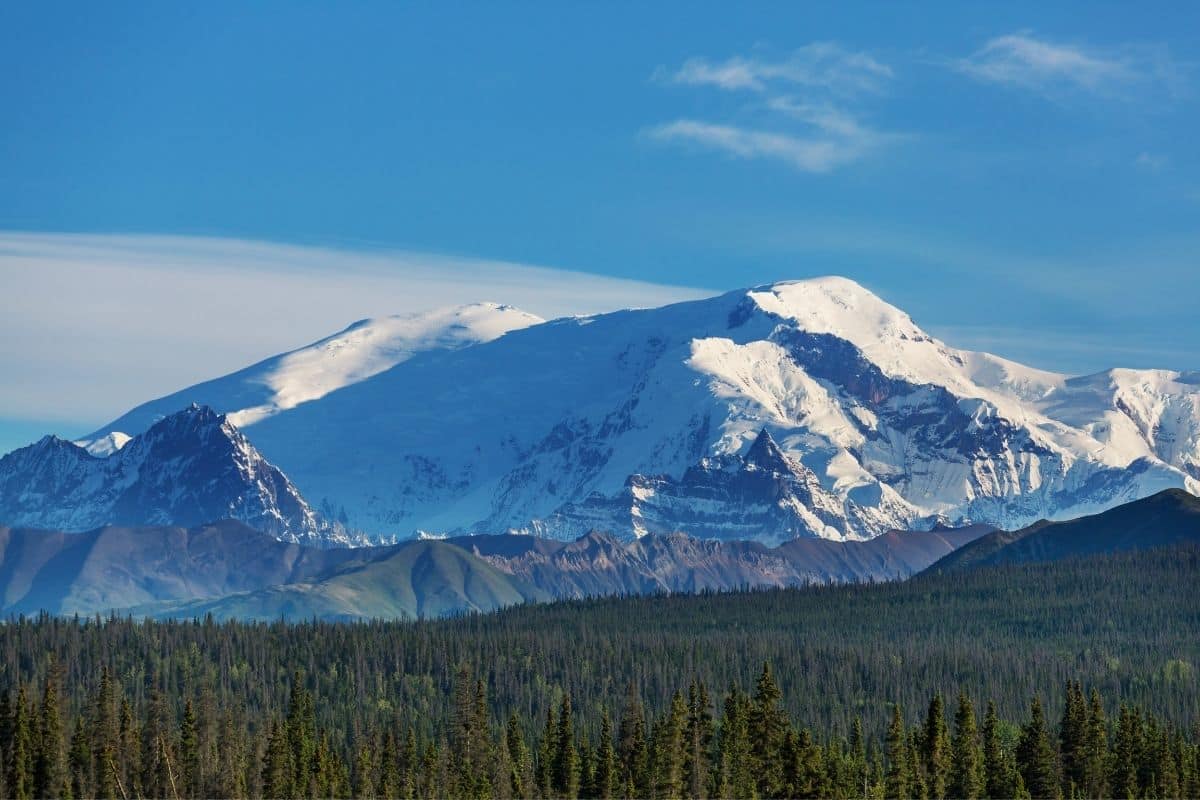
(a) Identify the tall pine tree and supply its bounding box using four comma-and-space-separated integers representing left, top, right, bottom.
1016, 696, 1059, 800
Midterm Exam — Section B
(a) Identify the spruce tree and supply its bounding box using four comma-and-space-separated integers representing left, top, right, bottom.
750, 662, 786, 799
505, 712, 530, 800
1016, 697, 1058, 800
594, 709, 617, 800
91, 667, 119, 800
617, 695, 651, 800
1059, 681, 1087, 798
949, 691, 983, 800
215, 710, 247, 800
654, 690, 687, 799
850, 716, 868, 799
8, 684, 33, 800
286, 672, 317, 799
35, 673, 67, 800
714, 687, 755, 800
684, 679, 714, 800
554, 693, 580, 799
118, 698, 142, 800
537, 703, 556, 799
923, 693, 951, 800
1111, 704, 1140, 800
401, 728, 418, 800
0, 691, 12, 800
68, 716, 91, 800
352, 741, 375, 800
1082, 688, 1108, 799
906, 728, 927, 800
1155, 729, 1180, 800
982, 700, 1011, 800
179, 698, 200, 799
885, 704, 908, 800
140, 689, 174, 800
261, 719, 293, 800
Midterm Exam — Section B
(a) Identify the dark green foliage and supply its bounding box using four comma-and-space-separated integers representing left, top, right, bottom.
923, 693, 950, 799
885, 705, 908, 800
1016, 697, 1059, 799
0, 545, 1194, 799
592, 710, 616, 800
553, 693, 580, 799
948, 691, 982, 800
34, 668, 67, 800
714, 687, 755, 800
683, 680, 714, 800
6, 685, 33, 800
751, 662, 786, 799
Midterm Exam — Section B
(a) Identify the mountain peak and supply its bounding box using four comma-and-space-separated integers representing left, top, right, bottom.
146, 403, 229, 437
747, 277, 917, 338
744, 429, 789, 472
0, 403, 343, 545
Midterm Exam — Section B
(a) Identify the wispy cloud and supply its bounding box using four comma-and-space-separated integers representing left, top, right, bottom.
1135, 151, 1168, 171
0, 233, 712, 429
647, 121, 853, 174
647, 104, 894, 174
954, 32, 1186, 100
648, 43, 897, 174
662, 43, 893, 95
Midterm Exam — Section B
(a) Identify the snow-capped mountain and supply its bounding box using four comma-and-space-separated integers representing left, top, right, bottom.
79, 302, 543, 449
77, 277, 1200, 544
0, 404, 346, 545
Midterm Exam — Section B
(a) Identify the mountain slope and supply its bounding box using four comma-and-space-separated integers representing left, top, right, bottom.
0, 405, 346, 544
139, 540, 549, 621
82, 277, 1200, 544
448, 522, 993, 597
0, 520, 364, 614
80, 302, 543, 447
924, 488, 1200, 573
0, 517, 989, 620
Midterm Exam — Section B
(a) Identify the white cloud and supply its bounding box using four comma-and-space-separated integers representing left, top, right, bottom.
955, 32, 1185, 100
1135, 151, 1168, 171
664, 43, 893, 96
647, 113, 889, 174
650, 43, 897, 174
0, 232, 712, 427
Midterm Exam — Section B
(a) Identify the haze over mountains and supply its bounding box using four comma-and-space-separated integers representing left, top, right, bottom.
2, 488, 1195, 621
0, 518, 991, 621
47, 276, 1199, 546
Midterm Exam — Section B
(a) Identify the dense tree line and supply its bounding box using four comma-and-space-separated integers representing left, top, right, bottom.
0, 545, 1196, 798
1, 662, 1197, 799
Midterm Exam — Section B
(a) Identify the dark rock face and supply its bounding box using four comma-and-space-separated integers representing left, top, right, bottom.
0, 405, 347, 545
518, 430, 901, 545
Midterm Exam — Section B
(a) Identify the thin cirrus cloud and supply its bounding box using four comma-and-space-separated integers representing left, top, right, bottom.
646, 43, 897, 174
663, 43, 894, 95
954, 32, 1186, 100
0, 232, 713, 431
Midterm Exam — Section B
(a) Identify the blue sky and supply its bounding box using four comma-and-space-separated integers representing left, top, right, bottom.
1, 2, 1198, 452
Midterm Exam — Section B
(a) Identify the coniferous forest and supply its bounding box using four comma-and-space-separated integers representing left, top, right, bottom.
1, 545, 1197, 800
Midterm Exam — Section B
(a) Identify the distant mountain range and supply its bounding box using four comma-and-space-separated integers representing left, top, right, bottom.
2, 488, 1195, 621
0, 517, 992, 621
60, 276, 1197, 546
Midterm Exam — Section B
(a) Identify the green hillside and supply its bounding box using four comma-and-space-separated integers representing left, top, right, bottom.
143, 539, 550, 621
